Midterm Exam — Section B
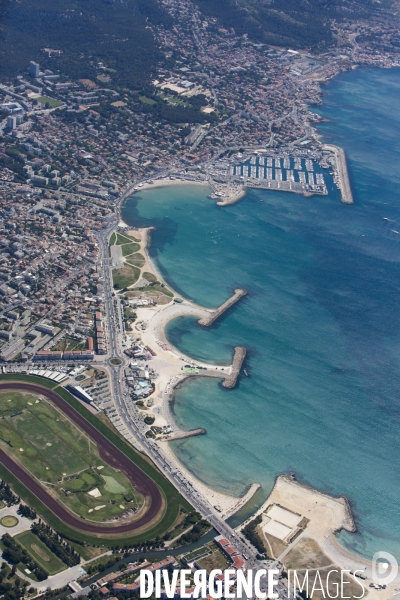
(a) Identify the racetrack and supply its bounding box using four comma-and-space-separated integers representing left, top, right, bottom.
0, 382, 163, 535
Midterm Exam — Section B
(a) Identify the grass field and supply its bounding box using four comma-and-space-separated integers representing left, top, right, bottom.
0, 515, 18, 527
0, 375, 192, 546
15, 531, 66, 575
53, 335, 88, 352
36, 96, 63, 108
141, 284, 174, 297
139, 96, 157, 106
110, 233, 140, 246
0, 390, 142, 522
115, 233, 140, 244
197, 544, 230, 572
126, 253, 145, 268
142, 271, 157, 283
110, 232, 143, 289
122, 242, 141, 257
113, 265, 140, 288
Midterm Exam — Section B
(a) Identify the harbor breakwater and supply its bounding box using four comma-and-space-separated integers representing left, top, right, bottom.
198, 289, 247, 327
323, 144, 353, 204
221, 347, 247, 389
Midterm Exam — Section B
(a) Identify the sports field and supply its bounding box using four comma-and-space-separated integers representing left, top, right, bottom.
0, 375, 191, 546
14, 531, 66, 575
0, 391, 142, 522
36, 96, 63, 108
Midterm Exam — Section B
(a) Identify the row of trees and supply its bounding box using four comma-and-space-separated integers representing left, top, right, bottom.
0, 482, 19, 507
0, 561, 33, 600
1, 534, 48, 581
162, 511, 211, 545
242, 515, 266, 554
17, 504, 36, 520
31, 521, 80, 567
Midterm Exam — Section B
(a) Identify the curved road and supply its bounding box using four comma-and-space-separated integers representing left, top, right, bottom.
0, 382, 163, 535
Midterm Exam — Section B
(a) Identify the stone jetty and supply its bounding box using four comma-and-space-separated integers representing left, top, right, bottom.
323, 144, 354, 204
198, 289, 247, 327
222, 346, 247, 389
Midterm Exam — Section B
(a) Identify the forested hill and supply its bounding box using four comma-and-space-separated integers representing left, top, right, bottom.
0, 0, 172, 86
195, 0, 394, 50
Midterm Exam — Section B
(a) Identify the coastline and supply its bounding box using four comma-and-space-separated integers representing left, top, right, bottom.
119, 218, 368, 569
131, 178, 210, 194
237, 475, 400, 593
136, 299, 254, 517
119, 180, 392, 573
114, 217, 259, 516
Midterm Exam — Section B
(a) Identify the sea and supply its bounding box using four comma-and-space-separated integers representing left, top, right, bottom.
122, 67, 400, 561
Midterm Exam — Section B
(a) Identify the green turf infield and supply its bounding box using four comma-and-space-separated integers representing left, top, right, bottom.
0, 389, 142, 522
15, 531, 66, 575
0, 375, 191, 547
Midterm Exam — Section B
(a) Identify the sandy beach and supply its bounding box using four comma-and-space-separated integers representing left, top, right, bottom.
238, 475, 400, 596
115, 205, 395, 585
133, 177, 210, 193
135, 299, 253, 517
112, 224, 259, 517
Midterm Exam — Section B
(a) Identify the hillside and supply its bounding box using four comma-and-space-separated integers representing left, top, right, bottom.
195, 0, 394, 50
0, 0, 172, 86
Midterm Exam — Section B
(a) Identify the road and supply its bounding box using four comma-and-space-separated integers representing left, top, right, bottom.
96, 193, 267, 574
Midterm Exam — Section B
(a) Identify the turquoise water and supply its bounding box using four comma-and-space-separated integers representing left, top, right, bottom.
122, 67, 400, 561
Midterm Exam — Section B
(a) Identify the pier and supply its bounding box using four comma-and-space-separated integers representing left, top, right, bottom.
222, 346, 247, 389
198, 289, 247, 327
323, 144, 353, 204
162, 428, 206, 441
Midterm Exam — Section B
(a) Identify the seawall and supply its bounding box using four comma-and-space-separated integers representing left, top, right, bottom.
161, 428, 206, 442
222, 346, 247, 389
198, 289, 247, 327
323, 144, 354, 204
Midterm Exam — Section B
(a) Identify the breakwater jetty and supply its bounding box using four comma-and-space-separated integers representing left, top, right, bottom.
323, 144, 353, 204
163, 428, 206, 442
222, 346, 247, 389
198, 289, 247, 327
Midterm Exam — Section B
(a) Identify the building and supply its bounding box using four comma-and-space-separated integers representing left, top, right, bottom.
0, 339, 25, 362
31, 175, 48, 186
29, 61, 40, 78
112, 583, 140, 595
7, 116, 17, 130
63, 350, 94, 361
66, 385, 94, 404
33, 351, 63, 361
35, 324, 55, 336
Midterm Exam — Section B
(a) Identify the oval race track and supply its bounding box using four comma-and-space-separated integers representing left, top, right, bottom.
0, 382, 163, 535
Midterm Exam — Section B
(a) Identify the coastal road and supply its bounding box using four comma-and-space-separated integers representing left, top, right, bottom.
0, 381, 163, 535
97, 194, 264, 570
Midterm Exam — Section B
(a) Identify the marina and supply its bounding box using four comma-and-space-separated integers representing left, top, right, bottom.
229, 152, 329, 199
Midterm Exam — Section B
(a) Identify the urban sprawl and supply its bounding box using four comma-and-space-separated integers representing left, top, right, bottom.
0, 0, 400, 598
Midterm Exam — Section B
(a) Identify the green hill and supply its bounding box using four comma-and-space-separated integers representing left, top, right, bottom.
195, 0, 393, 50
0, 0, 172, 86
